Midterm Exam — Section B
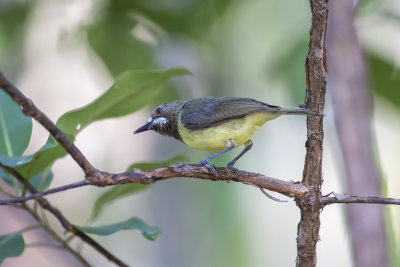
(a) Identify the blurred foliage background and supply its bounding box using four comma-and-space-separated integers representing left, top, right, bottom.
0, 0, 399, 266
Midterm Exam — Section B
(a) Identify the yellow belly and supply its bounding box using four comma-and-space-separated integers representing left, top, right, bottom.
178, 112, 281, 150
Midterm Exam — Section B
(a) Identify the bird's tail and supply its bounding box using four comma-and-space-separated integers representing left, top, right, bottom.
279, 107, 321, 116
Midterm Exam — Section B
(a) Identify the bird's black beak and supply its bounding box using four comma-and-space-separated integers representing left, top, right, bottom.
133, 120, 152, 134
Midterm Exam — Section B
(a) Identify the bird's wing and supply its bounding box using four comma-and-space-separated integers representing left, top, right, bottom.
180, 97, 282, 130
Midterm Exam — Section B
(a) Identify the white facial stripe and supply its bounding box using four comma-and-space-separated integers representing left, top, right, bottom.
147, 117, 153, 123
152, 117, 167, 126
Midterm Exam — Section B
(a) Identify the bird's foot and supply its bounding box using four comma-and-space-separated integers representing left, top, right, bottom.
199, 160, 217, 175
227, 164, 240, 176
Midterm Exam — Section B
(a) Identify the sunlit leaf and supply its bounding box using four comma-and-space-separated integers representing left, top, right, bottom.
0, 90, 32, 156
75, 217, 161, 241
90, 155, 186, 220
0, 233, 25, 265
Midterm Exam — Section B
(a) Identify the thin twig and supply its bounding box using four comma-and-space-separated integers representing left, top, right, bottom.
1, 164, 128, 267
21, 203, 92, 267
321, 195, 400, 206
0, 177, 90, 204
26, 243, 64, 250
259, 188, 288, 203
0, 187, 17, 197
19, 223, 42, 233
0, 71, 97, 177
242, 181, 288, 202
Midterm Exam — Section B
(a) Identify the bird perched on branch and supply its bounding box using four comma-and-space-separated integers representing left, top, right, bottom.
134, 97, 319, 174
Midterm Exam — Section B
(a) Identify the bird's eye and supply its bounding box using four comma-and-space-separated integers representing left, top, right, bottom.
155, 108, 162, 115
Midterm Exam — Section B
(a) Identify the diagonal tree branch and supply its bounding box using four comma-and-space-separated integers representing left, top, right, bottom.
296, 0, 328, 266
0, 164, 128, 267
0, 71, 97, 177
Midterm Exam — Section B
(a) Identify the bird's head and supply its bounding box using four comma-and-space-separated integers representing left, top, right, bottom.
133, 100, 185, 140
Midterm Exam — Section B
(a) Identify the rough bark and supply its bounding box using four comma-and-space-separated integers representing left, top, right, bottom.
296, 0, 328, 266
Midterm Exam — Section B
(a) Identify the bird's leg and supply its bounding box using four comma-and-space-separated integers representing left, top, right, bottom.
199, 139, 236, 174
227, 140, 253, 174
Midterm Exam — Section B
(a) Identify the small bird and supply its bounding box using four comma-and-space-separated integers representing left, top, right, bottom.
134, 97, 318, 174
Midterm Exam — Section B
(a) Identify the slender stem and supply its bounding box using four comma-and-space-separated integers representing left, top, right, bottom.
0, 187, 17, 197
19, 224, 42, 233
65, 234, 76, 244
26, 243, 64, 250
22, 203, 92, 267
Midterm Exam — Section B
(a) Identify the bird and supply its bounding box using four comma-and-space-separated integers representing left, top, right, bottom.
133, 97, 319, 174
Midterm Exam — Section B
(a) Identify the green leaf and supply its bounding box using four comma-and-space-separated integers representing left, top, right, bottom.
86, 10, 155, 77
368, 54, 400, 109
90, 155, 186, 220
0, 67, 191, 178
0, 232, 25, 265
57, 67, 191, 136
0, 167, 15, 186
0, 90, 32, 156
75, 217, 161, 241
0, 136, 64, 179
0, 166, 53, 192
16, 136, 65, 179
28, 167, 53, 192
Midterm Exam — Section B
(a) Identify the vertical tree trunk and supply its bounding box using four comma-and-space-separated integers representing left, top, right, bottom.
296, 0, 328, 266
327, 1, 389, 266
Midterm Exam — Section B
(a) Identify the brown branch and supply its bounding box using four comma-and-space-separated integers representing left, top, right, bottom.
0, 164, 128, 267
327, 0, 389, 266
0, 71, 97, 177
296, 0, 328, 267
322, 194, 400, 206
0, 164, 308, 205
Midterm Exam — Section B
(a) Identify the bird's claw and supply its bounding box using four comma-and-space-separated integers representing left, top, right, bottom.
227, 164, 240, 176
198, 160, 217, 175
204, 163, 217, 175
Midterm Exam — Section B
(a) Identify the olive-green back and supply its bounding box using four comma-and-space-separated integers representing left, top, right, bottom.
179, 97, 282, 130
